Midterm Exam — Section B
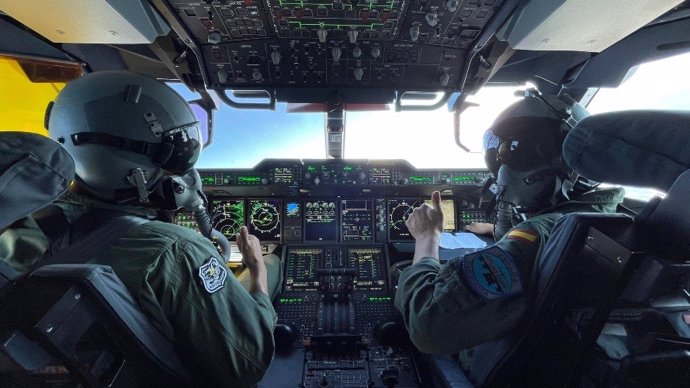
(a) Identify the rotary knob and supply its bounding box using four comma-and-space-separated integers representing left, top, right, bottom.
425, 12, 438, 27
317, 29, 328, 43
331, 47, 342, 62
270, 50, 281, 65
371, 47, 381, 58
354, 67, 364, 81
348, 29, 359, 44
252, 69, 263, 81
352, 47, 362, 58
410, 24, 420, 42
439, 72, 450, 86
217, 69, 228, 84
207, 31, 222, 44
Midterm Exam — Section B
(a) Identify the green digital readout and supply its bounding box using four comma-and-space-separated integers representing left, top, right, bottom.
307, 166, 316, 173
453, 175, 475, 182
409, 176, 432, 183
368, 296, 392, 302
201, 176, 215, 185
343, 165, 353, 172
279, 297, 304, 304
238, 176, 261, 183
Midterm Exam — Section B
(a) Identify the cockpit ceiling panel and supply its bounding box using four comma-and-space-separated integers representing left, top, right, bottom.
169, 0, 507, 91
0, 0, 170, 44
499, 0, 684, 53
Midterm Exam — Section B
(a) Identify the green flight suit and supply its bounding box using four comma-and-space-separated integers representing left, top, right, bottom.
85, 220, 280, 387
394, 188, 625, 355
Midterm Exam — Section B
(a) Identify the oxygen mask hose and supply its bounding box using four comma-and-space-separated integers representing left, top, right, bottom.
493, 200, 514, 241
174, 170, 231, 262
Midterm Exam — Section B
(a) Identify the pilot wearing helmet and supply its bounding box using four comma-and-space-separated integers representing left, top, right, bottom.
43, 71, 280, 387
394, 92, 625, 367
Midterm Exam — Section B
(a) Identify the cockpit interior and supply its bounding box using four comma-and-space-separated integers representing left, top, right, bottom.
1, 1, 690, 387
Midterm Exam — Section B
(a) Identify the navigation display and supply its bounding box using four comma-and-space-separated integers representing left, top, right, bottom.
285, 247, 322, 291
349, 248, 386, 290
211, 199, 245, 241
387, 198, 422, 241
248, 199, 282, 242
340, 199, 373, 242
304, 200, 337, 242
425, 198, 456, 231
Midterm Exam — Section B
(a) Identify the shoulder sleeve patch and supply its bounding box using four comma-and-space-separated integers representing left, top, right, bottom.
456, 245, 523, 300
506, 228, 539, 243
198, 257, 227, 294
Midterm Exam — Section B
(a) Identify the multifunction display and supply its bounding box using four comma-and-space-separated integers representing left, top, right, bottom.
387, 198, 423, 241
211, 199, 245, 240
340, 199, 374, 242
304, 200, 337, 242
285, 247, 322, 291
349, 248, 386, 290
248, 199, 282, 242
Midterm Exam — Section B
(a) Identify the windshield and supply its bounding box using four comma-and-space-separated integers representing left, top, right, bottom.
170, 84, 527, 169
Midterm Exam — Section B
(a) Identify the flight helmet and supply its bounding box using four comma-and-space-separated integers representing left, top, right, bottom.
46, 71, 202, 203
486, 91, 588, 238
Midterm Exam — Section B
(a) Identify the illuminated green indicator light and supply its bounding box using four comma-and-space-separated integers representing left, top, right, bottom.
307, 166, 316, 172
238, 176, 261, 183
409, 176, 432, 182
344, 165, 352, 172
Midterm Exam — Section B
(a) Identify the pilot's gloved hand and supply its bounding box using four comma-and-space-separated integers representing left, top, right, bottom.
463, 222, 494, 236
237, 226, 268, 295
406, 191, 443, 264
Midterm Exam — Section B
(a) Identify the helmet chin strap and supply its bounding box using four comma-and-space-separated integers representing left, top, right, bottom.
126, 168, 150, 204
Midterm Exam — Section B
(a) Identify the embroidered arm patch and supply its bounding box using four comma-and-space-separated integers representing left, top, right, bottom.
198, 257, 227, 293
456, 245, 523, 300
506, 228, 539, 243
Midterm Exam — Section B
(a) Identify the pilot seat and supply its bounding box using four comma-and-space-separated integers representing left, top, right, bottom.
0, 132, 190, 387
424, 110, 690, 388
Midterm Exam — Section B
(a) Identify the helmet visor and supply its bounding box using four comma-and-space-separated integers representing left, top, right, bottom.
158, 122, 202, 175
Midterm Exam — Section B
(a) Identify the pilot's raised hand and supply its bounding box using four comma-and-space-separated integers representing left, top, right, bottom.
406, 191, 443, 263
237, 226, 268, 295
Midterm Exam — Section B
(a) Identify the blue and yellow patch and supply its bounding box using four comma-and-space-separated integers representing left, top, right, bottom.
198, 257, 227, 294
458, 246, 523, 300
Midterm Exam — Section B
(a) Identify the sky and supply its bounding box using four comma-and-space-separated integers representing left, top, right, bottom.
170, 51, 690, 178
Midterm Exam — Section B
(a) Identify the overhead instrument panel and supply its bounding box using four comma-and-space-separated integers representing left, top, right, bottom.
211, 199, 245, 240
248, 199, 282, 241
267, 0, 407, 41
169, 1, 507, 90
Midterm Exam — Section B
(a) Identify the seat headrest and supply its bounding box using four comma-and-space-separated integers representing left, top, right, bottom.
0, 132, 75, 229
563, 110, 690, 191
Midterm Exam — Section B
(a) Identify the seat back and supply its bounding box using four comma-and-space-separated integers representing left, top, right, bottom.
0, 264, 190, 387
470, 212, 636, 387
0, 132, 189, 386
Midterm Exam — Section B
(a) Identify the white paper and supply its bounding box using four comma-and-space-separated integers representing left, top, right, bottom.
439, 232, 488, 250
